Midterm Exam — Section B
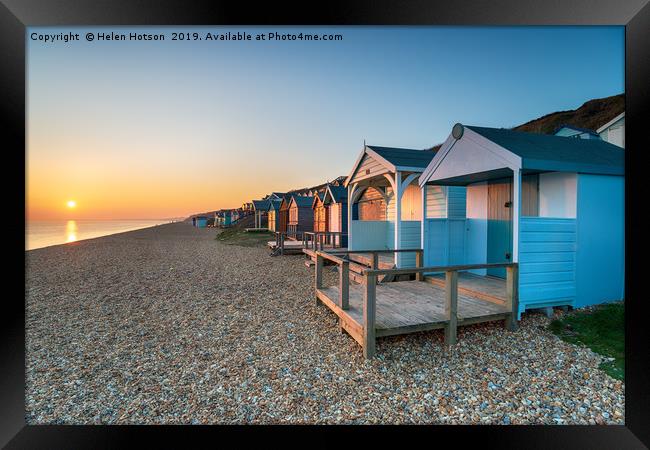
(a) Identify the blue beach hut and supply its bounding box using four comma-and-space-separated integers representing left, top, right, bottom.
194, 216, 208, 228
343, 144, 461, 268
418, 123, 624, 318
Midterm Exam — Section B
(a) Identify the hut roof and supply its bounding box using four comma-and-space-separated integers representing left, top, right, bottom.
466, 125, 624, 175
290, 195, 314, 208
345, 145, 438, 187
252, 199, 271, 211
266, 199, 283, 212
552, 124, 600, 138
324, 184, 347, 204
366, 145, 438, 169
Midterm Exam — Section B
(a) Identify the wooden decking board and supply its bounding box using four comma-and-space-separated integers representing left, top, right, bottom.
318, 280, 508, 333
426, 272, 507, 304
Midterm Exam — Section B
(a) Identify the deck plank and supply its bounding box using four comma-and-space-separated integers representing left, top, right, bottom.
426, 272, 506, 304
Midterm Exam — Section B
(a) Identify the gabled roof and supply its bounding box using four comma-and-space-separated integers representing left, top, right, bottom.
368, 145, 438, 169
312, 192, 326, 208
467, 126, 623, 173
289, 195, 314, 208
552, 124, 600, 138
345, 145, 438, 187
323, 184, 347, 204
596, 112, 625, 133
279, 195, 295, 210
266, 199, 282, 212
420, 124, 624, 186
252, 199, 270, 211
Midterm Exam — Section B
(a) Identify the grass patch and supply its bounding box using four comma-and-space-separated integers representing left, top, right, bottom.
549, 302, 624, 380
215, 228, 275, 248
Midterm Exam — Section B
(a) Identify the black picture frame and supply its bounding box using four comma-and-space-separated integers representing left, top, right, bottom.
3, 0, 649, 447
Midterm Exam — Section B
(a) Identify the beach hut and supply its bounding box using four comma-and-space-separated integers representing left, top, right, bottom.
344, 145, 445, 267
242, 202, 254, 213
194, 215, 208, 228
288, 195, 314, 238
252, 199, 271, 229
418, 123, 624, 318
322, 183, 348, 247
278, 196, 293, 234
223, 210, 234, 227
597, 112, 625, 148
312, 193, 328, 233
267, 199, 283, 232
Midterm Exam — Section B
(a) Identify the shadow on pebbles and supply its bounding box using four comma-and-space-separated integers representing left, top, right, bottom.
25, 222, 624, 424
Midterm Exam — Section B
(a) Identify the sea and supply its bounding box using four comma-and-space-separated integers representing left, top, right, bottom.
26, 219, 174, 251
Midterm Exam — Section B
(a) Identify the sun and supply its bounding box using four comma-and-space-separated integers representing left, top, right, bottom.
66, 200, 77, 209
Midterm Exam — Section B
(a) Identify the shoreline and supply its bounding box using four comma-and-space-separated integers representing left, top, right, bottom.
25, 221, 181, 252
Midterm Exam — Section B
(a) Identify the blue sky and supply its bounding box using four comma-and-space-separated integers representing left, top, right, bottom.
28, 26, 624, 218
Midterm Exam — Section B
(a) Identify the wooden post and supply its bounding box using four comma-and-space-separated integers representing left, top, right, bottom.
363, 272, 377, 359
315, 253, 324, 306
415, 250, 424, 281
444, 270, 458, 346
394, 171, 402, 268
339, 260, 349, 310
280, 233, 285, 255
505, 265, 519, 331
371, 252, 379, 270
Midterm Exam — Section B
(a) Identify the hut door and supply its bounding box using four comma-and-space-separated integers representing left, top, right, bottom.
487, 179, 513, 278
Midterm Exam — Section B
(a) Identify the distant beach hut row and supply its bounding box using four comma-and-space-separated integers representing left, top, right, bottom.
190, 206, 251, 229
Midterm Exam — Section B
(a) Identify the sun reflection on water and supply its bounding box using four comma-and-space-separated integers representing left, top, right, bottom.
66, 220, 78, 243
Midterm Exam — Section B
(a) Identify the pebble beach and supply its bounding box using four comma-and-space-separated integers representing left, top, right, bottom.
25, 222, 624, 424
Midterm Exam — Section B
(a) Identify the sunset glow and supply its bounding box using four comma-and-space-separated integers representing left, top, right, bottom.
67, 200, 76, 209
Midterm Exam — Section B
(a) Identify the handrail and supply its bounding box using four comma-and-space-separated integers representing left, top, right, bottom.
316, 251, 348, 265
363, 262, 517, 277
326, 248, 422, 255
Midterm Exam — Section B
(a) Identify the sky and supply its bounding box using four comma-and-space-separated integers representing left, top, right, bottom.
27, 26, 624, 220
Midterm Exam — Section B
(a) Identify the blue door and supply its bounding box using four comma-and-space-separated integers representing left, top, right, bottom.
487, 179, 513, 278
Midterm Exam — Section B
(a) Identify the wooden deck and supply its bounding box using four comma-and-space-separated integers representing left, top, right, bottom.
317, 281, 508, 339
313, 250, 519, 359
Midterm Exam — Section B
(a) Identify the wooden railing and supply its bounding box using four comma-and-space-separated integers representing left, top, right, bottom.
314, 248, 424, 310
314, 249, 519, 359
303, 231, 348, 251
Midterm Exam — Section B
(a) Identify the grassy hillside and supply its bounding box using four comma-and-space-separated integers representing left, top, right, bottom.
514, 94, 624, 135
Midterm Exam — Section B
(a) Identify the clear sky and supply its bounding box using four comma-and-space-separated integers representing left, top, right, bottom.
27, 26, 624, 220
